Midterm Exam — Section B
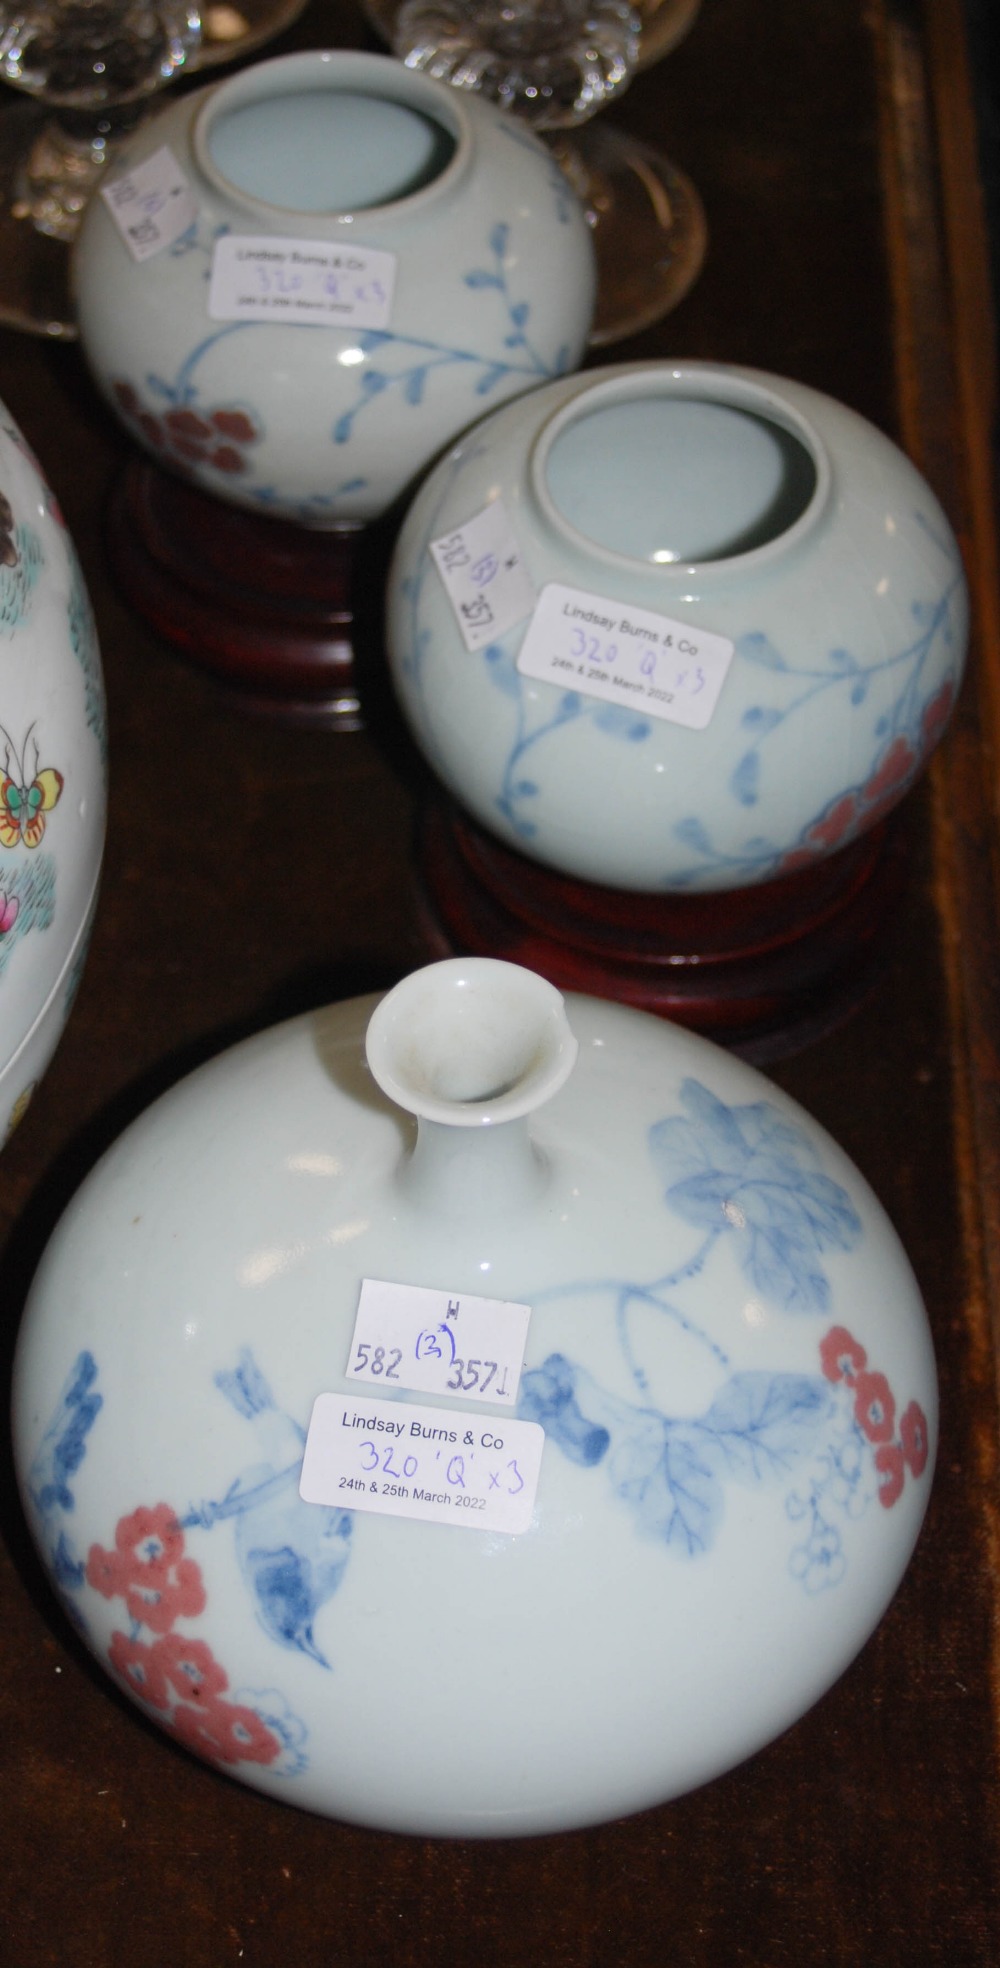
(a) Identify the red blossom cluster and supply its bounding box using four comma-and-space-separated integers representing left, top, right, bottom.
819, 1324, 930, 1508
781, 681, 955, 874
112, 383, 260, 477
87, 1502, 281, 1768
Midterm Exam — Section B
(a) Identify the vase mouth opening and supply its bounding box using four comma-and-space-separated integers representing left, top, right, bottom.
532, 365, 830, 571
365, 958, 578, 1127
194, 50, 467, 219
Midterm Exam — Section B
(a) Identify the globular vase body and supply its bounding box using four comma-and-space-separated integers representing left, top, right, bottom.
0, 401, 106, 1144
14, 958, 935, 1835
386, 362, 966, 891
72, 50, 596, 530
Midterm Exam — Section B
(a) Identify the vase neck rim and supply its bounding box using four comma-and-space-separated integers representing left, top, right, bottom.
192, 49, 472, 223
528, 361, 833, 576
365, 958, 578, 1129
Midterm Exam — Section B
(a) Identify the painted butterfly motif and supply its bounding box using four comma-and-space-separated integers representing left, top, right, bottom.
0, 722, 63, 849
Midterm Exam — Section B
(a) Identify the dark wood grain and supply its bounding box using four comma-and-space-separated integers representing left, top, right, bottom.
2, 2, 998, 1961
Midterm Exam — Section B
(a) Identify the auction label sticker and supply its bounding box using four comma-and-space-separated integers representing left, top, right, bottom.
347, 1277, 531, 1406
208, 235, 396, 327
101, 145, 199, 262
429, 499, 537, 650
300, 1393, 544, 1534
517, 582, 735, 730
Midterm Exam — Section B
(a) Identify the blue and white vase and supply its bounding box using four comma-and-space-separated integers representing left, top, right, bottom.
14, 958, 935, 1834
0, 401, 106, 1146
386, 361, 967, 890
72, 49, 596, 529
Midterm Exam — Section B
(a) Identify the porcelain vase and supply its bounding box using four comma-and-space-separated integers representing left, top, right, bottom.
72, 49, 596, 530
13, 957, 935, 1835
0, 401, 106, 1146
386, 361, 966, 891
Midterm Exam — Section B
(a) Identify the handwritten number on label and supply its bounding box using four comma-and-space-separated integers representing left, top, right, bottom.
445, 1358, 508, 1396
352, 1342, 402, 1379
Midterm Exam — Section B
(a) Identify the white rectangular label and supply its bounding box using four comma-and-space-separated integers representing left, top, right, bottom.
430, 499, 537, 650
517, 582, 735, 729
101, 145, 199, 262
347, 1277, 530, 1405
300, 1393, 544, 1534
208, 235, 396, 326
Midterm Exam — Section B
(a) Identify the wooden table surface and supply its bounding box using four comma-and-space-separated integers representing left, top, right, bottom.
2, 1, 999, 1961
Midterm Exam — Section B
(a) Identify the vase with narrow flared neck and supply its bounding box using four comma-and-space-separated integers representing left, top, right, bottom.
14, 957, 936, 1835
366, 955, 578, 1216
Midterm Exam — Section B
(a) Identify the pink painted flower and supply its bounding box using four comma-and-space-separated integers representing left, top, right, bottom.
820, 1325, 868, 1387
874, 1441, 906, 1509
0, 891, 19, 935
169, 1695, 282, 1767
150, 1633, 229, 1707
86, 1503, 206, 1634
208, 444, 247, 474
853, 1368, 896, 1444
861, 735, 916, 813
900, 1399, 930, 1476
164, 408, 212, 442
806, 793, 860, 852
108, 1630, 172, 1709
211, 409, 257, 445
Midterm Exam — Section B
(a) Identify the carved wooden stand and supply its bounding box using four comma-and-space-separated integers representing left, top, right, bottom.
107, 458, 390, 727
416, 800, 909, 1058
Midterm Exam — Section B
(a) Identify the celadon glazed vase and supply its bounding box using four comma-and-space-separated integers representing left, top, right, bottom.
0, 400, 106, 1146
71, 49, 596, 529
13, 957, 935, 1835
385, 361, 966, 890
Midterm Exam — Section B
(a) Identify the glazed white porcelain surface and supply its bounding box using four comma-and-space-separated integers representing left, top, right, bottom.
0, 403, 106, 1145
386, 361, 967, 890
72, 50, 596, 528
14, 958, 935, 1835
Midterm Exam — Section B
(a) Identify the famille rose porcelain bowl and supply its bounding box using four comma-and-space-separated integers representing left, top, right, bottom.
0, 401, 106, 1147
13, 957, 935, 1836
71, 49, 596, 529
385, 361, 967, 891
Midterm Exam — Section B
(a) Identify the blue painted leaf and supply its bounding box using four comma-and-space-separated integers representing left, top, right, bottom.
650, 1079, 862, 1312
608, 1417, 722, 1555
699, 1372, 831, 1481
829, 645, 858, 669
592, 703, 652, 741
510, 301, 529, 328
475, 364, 510, 396
404, 368, 427, 406
482, 641, 522, 698
490, 221, 510, 259
465, 269, 504, 290
360, 370, 388, 396
674, 816, 714, 852
737, 630, 788, 671
515, 778, 539, 796
730, 751, 760, 806
850, 680, 869, 705
741, 706, 782, 733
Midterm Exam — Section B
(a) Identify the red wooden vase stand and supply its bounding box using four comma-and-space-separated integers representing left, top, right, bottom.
415, 800, 909, 1060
